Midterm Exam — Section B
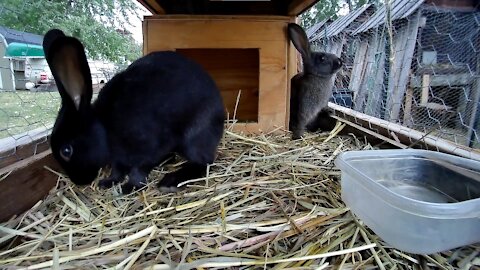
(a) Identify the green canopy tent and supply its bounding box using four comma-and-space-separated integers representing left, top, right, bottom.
4, 42, 44, 58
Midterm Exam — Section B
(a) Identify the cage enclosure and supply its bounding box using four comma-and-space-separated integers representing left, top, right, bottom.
1, 0, 480, 268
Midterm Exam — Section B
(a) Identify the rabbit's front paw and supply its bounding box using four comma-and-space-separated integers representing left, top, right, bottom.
157, 173, 183, 193
120, 181, 146, 194
120, 168, 148, 194
98, 177, 122, 189
292, 129, 305, 140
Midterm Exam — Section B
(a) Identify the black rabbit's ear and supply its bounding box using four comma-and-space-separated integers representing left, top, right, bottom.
43, 29, 66, 58
287, 23, 311, 60
43, 30, 92, 111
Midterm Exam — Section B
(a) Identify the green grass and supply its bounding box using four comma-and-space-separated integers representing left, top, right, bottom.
0, 91, 61, 139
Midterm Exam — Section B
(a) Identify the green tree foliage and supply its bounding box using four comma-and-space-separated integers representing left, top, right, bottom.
300, 0, 380, 29
0, 0, 142, 64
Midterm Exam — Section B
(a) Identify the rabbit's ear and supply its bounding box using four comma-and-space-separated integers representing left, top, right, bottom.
287, 23, 311, 60
43, 29, 92, 111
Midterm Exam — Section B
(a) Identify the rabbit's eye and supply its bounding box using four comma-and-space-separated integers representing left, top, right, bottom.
60, 145, 73, 161
320, 56, 325, 61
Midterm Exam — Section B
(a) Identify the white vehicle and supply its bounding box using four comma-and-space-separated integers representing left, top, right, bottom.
24, 59, 115, 90
24, 59, 53, 86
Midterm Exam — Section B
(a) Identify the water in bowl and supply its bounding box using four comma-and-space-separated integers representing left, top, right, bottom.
378, 179, 459, 203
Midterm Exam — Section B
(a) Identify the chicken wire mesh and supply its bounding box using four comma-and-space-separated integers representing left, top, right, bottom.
310, 0, 480, 150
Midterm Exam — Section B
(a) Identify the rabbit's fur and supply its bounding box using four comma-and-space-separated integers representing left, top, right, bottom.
288, 23, 342, 139
44, 29, 225, 194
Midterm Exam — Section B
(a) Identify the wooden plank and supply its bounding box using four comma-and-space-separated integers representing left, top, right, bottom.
420, 74, 430, 104
0, 126, 51, 153
467, 49, 480, 144
365, 33, 386, 118
325, 37, 344, 56
0, 150, 62, 222
418, 102, 452, 110
258, 40, 289, 130
335, 37, 346, 88
140, 0, 165, 14
325, 37, 345, 91
207, 2, 286, 15
466, 77, 480, 146
387, 11, 421, 122
137, 1, 321, 16
0, 126, 52, 169
456, 85, 473, 131
145, 17, 289, 45
286, 16, 299, 128
409, 73, 473, 88
146, 15, 292, 22
288, 0, 319, 16
354, 34, 377, 111
0, 137, 50, 169
331, 114, 408, 149
385, 22, 407, 118
403, 86, 414, 127
136, 0, 153, 13
349, 37, 369, 100
336, 37, 345, 57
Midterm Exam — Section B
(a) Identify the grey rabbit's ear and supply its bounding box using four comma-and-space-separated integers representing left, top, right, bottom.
43, 29, 92, 111
287, 23, 311, 60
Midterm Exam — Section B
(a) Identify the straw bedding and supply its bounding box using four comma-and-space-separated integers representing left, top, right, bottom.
0, 124, 478, 269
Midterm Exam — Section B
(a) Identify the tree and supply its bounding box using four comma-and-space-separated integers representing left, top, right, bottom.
0, 0, 142, 64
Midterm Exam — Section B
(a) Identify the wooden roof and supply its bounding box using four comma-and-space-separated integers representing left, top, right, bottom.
306, 18, 332, 40
353, 0, 425, 35
137, 0, 321, 16
351, 0, 478, 35
318, 4, 374, 39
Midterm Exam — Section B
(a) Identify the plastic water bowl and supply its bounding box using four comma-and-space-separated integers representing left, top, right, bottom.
335, 149, 480, 254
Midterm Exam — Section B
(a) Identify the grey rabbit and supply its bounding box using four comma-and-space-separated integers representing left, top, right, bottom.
288, 23, 343, 139
43, 29, 225, 194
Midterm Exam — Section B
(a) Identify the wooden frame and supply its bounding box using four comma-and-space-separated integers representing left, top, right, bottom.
0, 150, 61, 222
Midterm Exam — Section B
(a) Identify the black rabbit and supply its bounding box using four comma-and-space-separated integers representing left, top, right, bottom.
43, 29, 225, 194
288, 23, 342, 139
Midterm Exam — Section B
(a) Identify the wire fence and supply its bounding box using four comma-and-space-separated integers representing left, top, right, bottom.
310, 0, 480, 150
0, 26, 54, 161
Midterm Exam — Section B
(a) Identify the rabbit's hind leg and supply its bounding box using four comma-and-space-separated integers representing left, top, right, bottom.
158, 162, 207, 193
291, 112, 309, 139
158, 124, 222, 192
121, 153, 175, 194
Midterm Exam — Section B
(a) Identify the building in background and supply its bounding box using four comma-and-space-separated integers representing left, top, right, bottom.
0, 26, 45, 91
